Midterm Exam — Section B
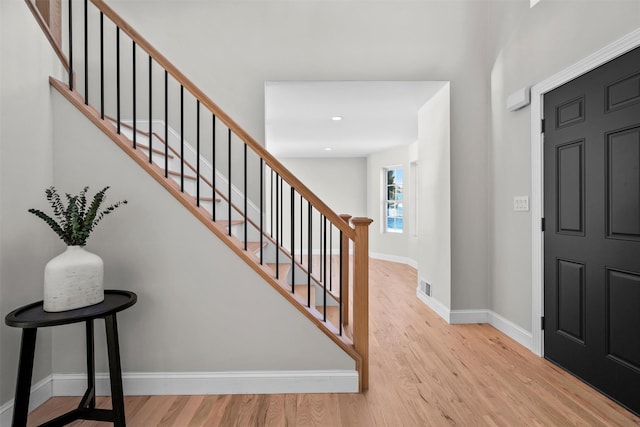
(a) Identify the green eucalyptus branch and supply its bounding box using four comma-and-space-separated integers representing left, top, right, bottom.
29, 186, 128, 247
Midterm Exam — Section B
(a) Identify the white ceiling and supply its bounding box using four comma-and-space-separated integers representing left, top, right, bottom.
265, 81, 447, 158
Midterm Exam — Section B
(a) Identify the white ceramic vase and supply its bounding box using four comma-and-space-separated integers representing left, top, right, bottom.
43, 246, 104, 312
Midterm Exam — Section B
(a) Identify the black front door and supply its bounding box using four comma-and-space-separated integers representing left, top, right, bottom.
544, 46, 640, 415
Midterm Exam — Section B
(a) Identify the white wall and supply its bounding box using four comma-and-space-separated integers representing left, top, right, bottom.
417, 85, 451, 308
109, 0, 491, 312
0, 0, 60, 407
280, 157, 367, 219
50, 92, 355, 376
487, 1, 640, 331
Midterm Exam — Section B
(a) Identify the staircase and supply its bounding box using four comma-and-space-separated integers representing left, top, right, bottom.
26, 0, 372, 390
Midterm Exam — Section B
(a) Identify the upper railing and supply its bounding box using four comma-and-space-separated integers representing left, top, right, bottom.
27, 0, 372, 390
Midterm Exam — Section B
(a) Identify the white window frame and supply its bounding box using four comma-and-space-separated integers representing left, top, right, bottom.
383, 166, 403, 233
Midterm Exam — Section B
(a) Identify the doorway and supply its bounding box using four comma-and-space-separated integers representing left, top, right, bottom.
542, 46, 640, 414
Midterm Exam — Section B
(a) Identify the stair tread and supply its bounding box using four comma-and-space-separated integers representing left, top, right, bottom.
294, 283, 315, 303
266, 263, 291, 281
316, 305, 341, 326
199, 197, 221, 202
136, 142, 175, 159
217, 219, 244, 226
168, 170, 197, 180
246, 241, 267, 253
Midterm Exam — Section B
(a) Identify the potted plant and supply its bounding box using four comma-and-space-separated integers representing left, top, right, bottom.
29, 186, 127, 312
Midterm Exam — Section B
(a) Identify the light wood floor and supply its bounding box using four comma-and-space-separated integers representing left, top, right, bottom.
27, 259, 640, 426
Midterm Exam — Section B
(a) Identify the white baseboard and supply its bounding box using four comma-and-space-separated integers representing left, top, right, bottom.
416, 288, 451, 322
370, 252, 418, 269
0, 375, 53, 427
415, 289, 533, 352
449, 309, 489, 324
0, 369, 357, 423
487, 311, 533, 351
53, 370, 358, 396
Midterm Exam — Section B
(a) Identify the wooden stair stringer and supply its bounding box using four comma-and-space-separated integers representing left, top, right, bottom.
50, 76, 361, 364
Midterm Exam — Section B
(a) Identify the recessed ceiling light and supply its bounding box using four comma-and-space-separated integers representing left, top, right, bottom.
331, 116, 343, 121
325, 147, 333, 151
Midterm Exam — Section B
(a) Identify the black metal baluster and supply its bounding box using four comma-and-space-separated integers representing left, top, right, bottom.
100, 12, 104, 119
307, 201, 312, 308
228, 129, 232, 237
275, 173, 280, 280
323, 215, 327, 321
68, 0, 73, 90
270, 171, 274, 238
300, 194, 303, 262
180, 85, 184, 192
260, 158, 264, 265
212, 114, 216, 221
339, 229, 343, 336
164, 71, 168, 177
132, 41, 136, 149
323, 216, 328, 285
243, 143, 247, 251
116, 27, 120, 134
291, 187, 295, 293
331, 231, 335, 295
280, 177, 284, 245
83, 0, 87, 102
148, 55, 152, 162
196, 100, 200, 206
319, 213, 323, 282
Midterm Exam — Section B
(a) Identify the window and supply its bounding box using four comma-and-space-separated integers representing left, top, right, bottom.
384, 167, 403, 233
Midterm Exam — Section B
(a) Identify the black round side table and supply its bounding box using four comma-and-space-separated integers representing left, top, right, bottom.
5, 289, 137, 427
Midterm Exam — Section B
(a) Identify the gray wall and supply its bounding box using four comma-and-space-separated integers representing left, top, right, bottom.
487, 1, 640, 330
281, 157, 367, 220
109, 0, 492, 313
418, 85, 451, 308
0, 0, 60, 404
50, 92, 355, 374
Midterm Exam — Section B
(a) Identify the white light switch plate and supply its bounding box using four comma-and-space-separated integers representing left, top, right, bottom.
513, 196, 529, 212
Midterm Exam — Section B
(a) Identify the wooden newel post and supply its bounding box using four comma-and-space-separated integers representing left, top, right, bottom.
339, 214, 352, 326
351, 217, 373, 391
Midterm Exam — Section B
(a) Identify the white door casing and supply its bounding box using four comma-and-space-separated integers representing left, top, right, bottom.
530, 28, 640, 357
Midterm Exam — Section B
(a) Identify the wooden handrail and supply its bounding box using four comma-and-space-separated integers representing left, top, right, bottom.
25, 0, 69, 71
90, 0, 355, 241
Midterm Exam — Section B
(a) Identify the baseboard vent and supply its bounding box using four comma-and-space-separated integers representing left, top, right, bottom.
419, 279, 431, 297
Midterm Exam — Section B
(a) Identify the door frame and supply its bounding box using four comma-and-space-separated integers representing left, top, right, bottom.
530, 28, 640, 357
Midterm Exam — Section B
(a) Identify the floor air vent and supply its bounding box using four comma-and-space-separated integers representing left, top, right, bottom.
419, 279, 432, 297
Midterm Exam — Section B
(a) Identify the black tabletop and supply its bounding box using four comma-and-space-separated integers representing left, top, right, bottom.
5, 290, 137, 328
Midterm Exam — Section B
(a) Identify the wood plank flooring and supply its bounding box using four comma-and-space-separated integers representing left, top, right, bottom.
26, 259, 640, 426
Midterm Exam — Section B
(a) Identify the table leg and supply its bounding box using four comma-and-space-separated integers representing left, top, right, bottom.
105, 314, 126, 427
78, 320, 96, 409
12, 328, 37, 427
